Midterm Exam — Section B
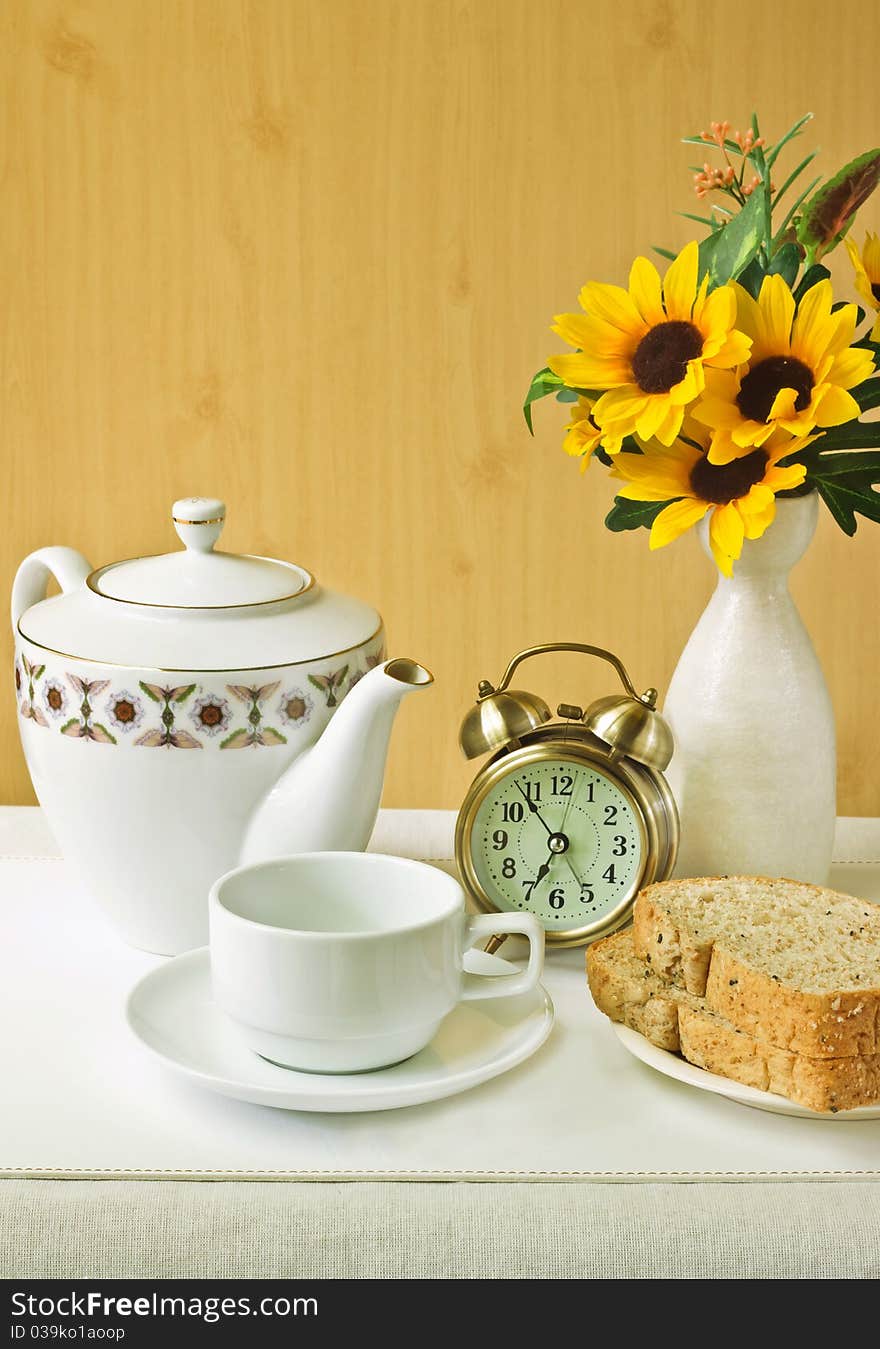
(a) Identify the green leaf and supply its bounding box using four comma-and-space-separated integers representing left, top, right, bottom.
681, 134, 742, 154
855, 380, 880, 413
700, 190, 764, 287
555, 387, 579, 403
173, 684, 196, 704
523, 367, 564, 434
736, 256, 766, 299
793, 263, 831, 303
678, 211, 718, 229
605, 496, 670, 533
139, 681, 162, 702
806, 421, 880, 454
773, 175, 822, 247
766, 241, 801, 287
772, 149, 819, 207
653, 245, 677, 262
816, 475, 880, 536
766, 113, 814, 168
797, 149, 880, 261
804, 451, 880, 478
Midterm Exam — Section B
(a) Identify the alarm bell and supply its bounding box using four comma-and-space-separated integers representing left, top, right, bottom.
584, 690, 674, 772
459, 641, 674, 770
459, 683, 552, 759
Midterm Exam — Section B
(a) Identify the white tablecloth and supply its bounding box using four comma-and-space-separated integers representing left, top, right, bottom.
2, 808, 880, 1278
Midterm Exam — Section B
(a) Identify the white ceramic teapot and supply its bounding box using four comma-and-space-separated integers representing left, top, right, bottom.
12, 497, 432, 954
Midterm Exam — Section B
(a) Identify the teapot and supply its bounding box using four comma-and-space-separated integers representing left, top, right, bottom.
12, 497, 432, 954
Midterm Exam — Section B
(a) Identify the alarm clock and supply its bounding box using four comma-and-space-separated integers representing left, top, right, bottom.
455, 642, 679, 949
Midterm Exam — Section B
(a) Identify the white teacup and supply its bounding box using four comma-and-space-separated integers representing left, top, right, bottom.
209, 852, 544, 1073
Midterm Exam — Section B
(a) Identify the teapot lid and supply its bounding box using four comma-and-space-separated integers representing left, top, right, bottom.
15, 496, 382, 671
90, 498, 312, 608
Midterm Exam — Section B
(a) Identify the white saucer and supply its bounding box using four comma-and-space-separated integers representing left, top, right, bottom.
612, 1023, 880, 1120
126, 948, 554, 1113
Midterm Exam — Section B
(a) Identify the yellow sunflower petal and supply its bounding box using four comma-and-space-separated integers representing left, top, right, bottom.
578, 281, 647, 336
548, 353, 631, 389
757, 273, 796, 354
732, 283, 767, 359
706, 327, 753, 368
708, 503, 745, 575
828, 345, 876, 389
813, 384, 862, 427
790, 278, 836, 368
669, 359, 705, 406
692, 395, 743, 430
593, 385, 651, 425
737, 483, 777, 539
690, 273, 711, 326
654, 403, 688, 446
649, 496, 709, 550
706, 429, 760, 466
629, 256, 666, 327
863, 231, 880, 280
633, 397, 671, 441
612, 443, 700, 500
766, 387, 799, 421
662, 241, 698, 321
825, 303, 858, 356
550, 312, 593, 350
635, 400, 686, 445
846, 236, 880, 310
763, 462, 807, 493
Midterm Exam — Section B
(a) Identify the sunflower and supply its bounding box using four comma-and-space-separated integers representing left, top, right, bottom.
562, 395, 627, 470
845, 232, 880, 341
693, 275, 875, 464
610, 423, 811, 576
548, 241, 751, 448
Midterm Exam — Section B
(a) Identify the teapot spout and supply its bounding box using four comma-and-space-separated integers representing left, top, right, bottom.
241, 658, 433, 864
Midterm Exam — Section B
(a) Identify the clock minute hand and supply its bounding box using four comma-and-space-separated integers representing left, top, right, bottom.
513, 780, 553, 836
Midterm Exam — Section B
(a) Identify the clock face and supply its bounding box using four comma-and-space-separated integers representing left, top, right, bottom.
468, 754, 644, 934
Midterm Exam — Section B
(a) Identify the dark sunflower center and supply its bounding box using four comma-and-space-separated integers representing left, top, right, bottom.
872, 282, 880, 303
690, 450, 769, 505
631, 321, 703, 394
736, 356, 814, 424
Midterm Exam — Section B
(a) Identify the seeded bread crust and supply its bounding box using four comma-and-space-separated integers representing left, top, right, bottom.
677, 1005, 880, 1114
632, 878, 880, 1058
587, 929, 880, 1113
585, 927, 682, 1051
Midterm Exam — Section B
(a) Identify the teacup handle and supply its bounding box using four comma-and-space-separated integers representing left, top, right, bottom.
460, 913, 544, 1001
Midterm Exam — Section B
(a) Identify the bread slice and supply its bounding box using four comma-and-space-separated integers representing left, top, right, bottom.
587, 929, 880, 1113
632, 877, 880, 1058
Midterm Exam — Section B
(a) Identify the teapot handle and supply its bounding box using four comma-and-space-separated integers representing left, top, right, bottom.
11, 547, 93, 628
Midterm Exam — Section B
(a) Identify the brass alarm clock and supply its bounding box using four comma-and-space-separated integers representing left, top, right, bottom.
455, 642, 679, 949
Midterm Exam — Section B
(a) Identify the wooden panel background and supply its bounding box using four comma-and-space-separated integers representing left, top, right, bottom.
2, 0, 879, 812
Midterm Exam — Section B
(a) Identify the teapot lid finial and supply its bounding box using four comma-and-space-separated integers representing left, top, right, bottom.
172, 497, 226, 554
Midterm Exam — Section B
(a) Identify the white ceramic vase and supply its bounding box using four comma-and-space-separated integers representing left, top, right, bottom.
664, 492, 835, 884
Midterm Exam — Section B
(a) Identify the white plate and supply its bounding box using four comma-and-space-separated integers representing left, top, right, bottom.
612, 1023, 880, 1120
126, 948, 554, 1113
